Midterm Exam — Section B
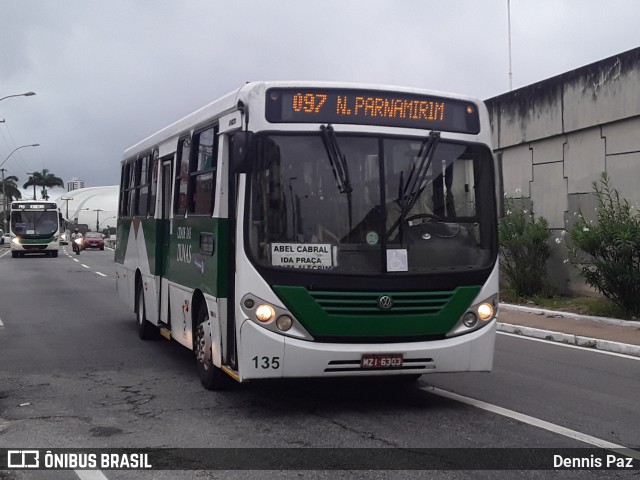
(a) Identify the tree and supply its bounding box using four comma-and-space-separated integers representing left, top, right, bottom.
23, 169, 64, 200
1, 175, 23, 203
1, 175, 22, 225
568, 173, 640, 318
499, 197, 551, 297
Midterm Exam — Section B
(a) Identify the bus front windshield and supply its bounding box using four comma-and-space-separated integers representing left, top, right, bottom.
247, 133, 497, 275
11, 210, 59, 237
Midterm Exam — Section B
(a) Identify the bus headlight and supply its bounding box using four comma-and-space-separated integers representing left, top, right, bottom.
241, 293, 313, 341
255, 304, 275, 323
11, 237, 21, 245
447, 294, 498, 337
477, 303, 494, 321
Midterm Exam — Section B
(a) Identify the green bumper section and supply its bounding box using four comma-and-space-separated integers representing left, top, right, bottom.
272, 285, 481, 338
17, 237, 55, 246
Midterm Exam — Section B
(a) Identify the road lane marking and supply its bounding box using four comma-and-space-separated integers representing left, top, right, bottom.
423, 386, 640, 460
0, 317, 4, 327
96, 272, 107, 277
75, 470, 109, 480
498, 331, 640, 361
81, 264, 90, 269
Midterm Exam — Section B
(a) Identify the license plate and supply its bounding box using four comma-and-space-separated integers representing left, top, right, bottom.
360, 353, 403, 368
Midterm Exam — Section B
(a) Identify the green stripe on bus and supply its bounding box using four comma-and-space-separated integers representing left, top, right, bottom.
115, 217, 229, 298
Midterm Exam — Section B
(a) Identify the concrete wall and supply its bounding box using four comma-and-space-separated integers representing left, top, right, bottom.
485, 47, 640, 294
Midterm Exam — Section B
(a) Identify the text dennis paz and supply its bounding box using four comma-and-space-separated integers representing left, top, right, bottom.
554, 454, 634, 469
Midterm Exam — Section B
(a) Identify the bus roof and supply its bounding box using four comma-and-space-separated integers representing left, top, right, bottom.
123, 81, 484, 160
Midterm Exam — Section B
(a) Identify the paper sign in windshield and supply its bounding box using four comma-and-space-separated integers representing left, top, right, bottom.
271, 243, 333, 269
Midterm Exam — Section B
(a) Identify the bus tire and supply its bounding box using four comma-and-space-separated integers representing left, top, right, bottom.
195, 303, 228, 390
136, 283, 157, 340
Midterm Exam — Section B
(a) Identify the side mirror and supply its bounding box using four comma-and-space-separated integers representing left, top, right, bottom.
231, 131, 254, 174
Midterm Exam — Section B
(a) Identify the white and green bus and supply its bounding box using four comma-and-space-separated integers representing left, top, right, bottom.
9, 200, 62, 258
115, 82, 500, 389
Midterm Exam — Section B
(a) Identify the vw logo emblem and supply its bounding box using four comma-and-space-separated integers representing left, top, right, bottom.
378, 295, 394, 310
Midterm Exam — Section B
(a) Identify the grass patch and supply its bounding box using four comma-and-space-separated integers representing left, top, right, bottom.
500, 288, 635, 320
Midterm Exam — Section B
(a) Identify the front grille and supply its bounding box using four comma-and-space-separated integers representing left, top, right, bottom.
308, 290, 455, 316
23, 244, 47, 250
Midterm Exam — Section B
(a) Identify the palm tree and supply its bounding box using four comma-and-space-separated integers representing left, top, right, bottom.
23, 169, 64, 200
1, 175, 22, 225
1, 175, 23, 203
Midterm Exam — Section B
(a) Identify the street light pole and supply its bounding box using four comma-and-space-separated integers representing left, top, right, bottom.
1, 167, 7, 232
93, 209, 103, 232
0, 91, 36, 102
60, 197, 73, 219
0, 91, 36, 123
0, 144, 40, 169
1, 143, 40, 229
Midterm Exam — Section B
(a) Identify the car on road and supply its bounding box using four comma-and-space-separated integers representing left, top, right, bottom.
1, 232, 9, 246
82, 232, 105, 250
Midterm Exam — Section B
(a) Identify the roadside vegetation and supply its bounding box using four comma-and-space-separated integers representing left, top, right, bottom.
567, 173, 640, 319
499, 174, 640, 321
498, 197, 551, 297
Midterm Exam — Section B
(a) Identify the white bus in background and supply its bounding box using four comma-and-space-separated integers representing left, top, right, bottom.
115, 81, 500, 390
9, 200, 62, 258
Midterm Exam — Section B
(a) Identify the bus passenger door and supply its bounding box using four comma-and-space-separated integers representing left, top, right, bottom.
158, 157, 173, 328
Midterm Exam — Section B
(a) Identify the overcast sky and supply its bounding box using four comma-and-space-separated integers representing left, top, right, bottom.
1, 0, 639, 196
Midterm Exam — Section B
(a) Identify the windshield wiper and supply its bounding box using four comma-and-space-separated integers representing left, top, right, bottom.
320, 124, 353, 229
320, 125, 352, 194
387, 131, 441, 239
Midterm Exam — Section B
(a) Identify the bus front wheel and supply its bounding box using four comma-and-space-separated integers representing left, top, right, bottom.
195, 303, 228, 390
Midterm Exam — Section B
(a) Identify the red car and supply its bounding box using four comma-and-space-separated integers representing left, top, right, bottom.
82, 232, 105, 250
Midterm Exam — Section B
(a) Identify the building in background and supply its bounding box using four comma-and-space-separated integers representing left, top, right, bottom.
67, 177, 85, 192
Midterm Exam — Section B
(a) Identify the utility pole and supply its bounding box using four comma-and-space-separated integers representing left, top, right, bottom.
94, 209, 103, 232
60, 197, 73, 219
1, 167, 7, 232
507, 0, 513, 91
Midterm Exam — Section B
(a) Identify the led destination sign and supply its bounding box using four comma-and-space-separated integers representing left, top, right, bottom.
14, 202, 57, 210
266, 88, 480, 133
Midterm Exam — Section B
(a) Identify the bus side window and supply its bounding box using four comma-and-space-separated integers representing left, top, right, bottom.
136, 154, 151, 217
119, 163, 128, 217
128, 160, 137, 216
149, 150, 159, 217
189, 125, 218, 216
120, 161, 136, 218
174, 137, 191, 216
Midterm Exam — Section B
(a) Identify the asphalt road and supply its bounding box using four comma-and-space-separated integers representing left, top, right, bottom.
1, 245, 639, 479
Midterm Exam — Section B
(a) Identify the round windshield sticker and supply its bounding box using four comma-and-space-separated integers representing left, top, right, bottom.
366, 231, 379, 245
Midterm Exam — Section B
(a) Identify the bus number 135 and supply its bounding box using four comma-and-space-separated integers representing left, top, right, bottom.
252, 356, 281, 369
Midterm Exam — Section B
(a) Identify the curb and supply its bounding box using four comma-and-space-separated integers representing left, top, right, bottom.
497, 322, 640, 358
499, 303, 634, 327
